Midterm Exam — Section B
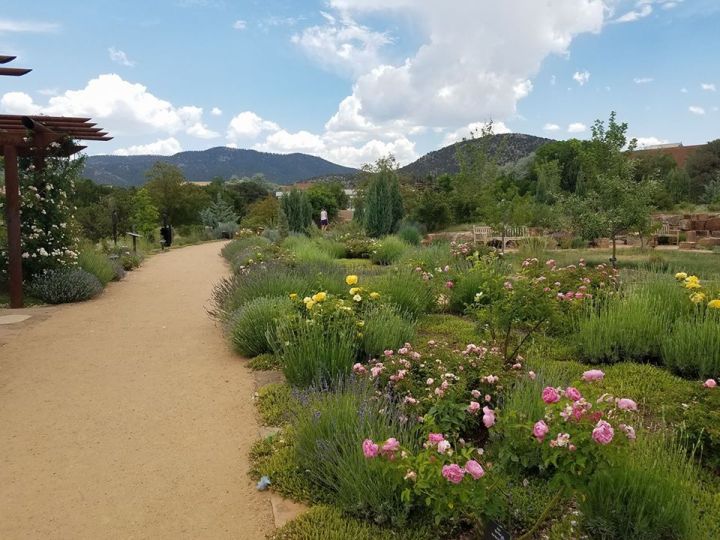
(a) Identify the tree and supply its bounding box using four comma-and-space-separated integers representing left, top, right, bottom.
362, 157, 404, 237
412, 189, 450, 232
144, 162, 210, 225
306, 181, 349, 222
534, 159, 561, 204
130, 188, 160, 239
199, 193, 239, 229
242, 196, 280, 229
686, 139, 720, 202
280, 189, 312, 233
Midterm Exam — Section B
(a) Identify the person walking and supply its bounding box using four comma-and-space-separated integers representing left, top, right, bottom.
320, 208, 329, 230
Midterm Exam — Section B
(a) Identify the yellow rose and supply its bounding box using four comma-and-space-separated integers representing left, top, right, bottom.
685, 275, 699, 283
353, 294, 362, 302
346, 275, 359, 286
709, 299, 720, 309
305, 300, 316, 310
369, 292, 380, 300
289, 293, 298, 300
690, 292, 706, 304
303, 296, 312, 303
675, 272, 688, 281
685, 281, 701, 289
349, 287, 361, 295
312, 291, 327, 302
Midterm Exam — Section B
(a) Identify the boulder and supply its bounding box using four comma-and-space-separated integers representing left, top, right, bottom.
679, 242, 697, 250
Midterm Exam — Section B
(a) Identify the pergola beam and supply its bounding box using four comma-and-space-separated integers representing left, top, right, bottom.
3, 144, 23, 308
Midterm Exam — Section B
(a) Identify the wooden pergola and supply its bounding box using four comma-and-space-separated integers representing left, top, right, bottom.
1, 56, 112, 308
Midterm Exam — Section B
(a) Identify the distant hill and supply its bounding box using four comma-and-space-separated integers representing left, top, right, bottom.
399, 133, 554, 178
83, 147, 358, 187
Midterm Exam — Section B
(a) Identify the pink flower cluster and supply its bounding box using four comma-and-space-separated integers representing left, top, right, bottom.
363, 437, 401, 459
441, 460, 485, 483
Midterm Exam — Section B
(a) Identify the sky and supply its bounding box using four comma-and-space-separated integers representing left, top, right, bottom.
1, 0, 719, 168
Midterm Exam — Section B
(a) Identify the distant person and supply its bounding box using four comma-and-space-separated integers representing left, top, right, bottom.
320, 208, 329, 230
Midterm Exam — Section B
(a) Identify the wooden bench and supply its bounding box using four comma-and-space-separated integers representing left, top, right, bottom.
652, 223, 680, 246
472, 225, 530, 249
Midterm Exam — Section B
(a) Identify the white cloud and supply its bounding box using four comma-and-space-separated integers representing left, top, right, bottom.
211, 107, 223, 116
226, 111, 280, 141
568, 122, 587, 133
0, 74, 216, 139
441, 121, 511, 146
633, 77, 654, 84
701, 83, 716, 92
112, 137, 182, 156
233, 19, 247, 30
291, 12, 392, 77
302, 1, 605, 130
635, 136, 670, 149
108, 47, 135, 67
614, 4, 653, 23
573, 70, 591, 86
689, 105, 706, 115
255, 129, 326, 154
0, 18, 59, 33
543, 123, 561, 132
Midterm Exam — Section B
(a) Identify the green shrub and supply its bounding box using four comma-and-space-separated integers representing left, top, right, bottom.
448, 263, 504, 314
273, 311, 360, 387
250, 433, 315, 503
397, 223, 423, 246
291, 379, 419, 525
517, 236, 551, 262
108, 259, 125, 281
78, 249, 116, 286
398, 242, 460, 272
28, 267, 103, 304
247, 353, 282, 371
230, 295, 293, 357
361, 304, 416, 358
283, 237, 334, 264
370, 270, 436, 318
662, 317, 720, 378
257, 383, 294, 426
582, 434, 700, 539
370, 236, 410, 265
221, 236, 271, 261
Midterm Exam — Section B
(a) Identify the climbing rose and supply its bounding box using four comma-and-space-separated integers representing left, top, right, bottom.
467, 401, 481, 414
703, 379, 717, 388
441, 464, 465, 484
533, 420, 549, 441
617, 398, 638, 411
542, 387, 560, 404
464, 460, 485, 480
565, 387, 582, 401
362, 439, 379, 458
582, 369, 605, 382
592, 420, 614, 445
482, 406, 496, 428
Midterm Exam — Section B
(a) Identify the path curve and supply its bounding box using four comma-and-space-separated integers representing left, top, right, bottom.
0, 242, 274, 539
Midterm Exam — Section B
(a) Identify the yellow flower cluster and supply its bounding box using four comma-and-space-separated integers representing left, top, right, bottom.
345, 275, 380, 302
675, 272, 720, 309
709, 299, 720, 310
684, 275, 701, 289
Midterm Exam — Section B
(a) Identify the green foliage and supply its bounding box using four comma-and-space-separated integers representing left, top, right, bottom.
363, 157, 404, 237
370, 236, 410, 265
273, 310, 360, 387
28, 267, 103, 304
130, 187, 160, 239
685, 139, 720, 202
370, 269, 436, 318
78, 248, 116, 286
281, 190, 313, 233
199, 193, 239, 237
412, 189, 451, 232
242, 196, 280, 229
361, 304, 416, 359
661, 317, 720, 379
448, 257, 505, 314
257, 383, 294, 426
230, 295, 294, 357
306, 181, 349, 222
397, 223, 423, 246
582, 434, 700, 539
144, 162, 210, 226
291, 380, 418, 525
249, 433, 315, 503
247, 352, 282, 371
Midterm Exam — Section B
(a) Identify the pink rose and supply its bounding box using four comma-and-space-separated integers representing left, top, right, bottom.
362, 439, 379, 458
582, 369, 605, 382
703, 379, 717, 388
542, 387, 560, 404
471, 389, 481, 399
592, 420, 614, 445
565, 387, 582, 401
464, 460, 485, 480
482, 406, 496, 428
428, 433, 445, 444
617, 398, 637, 411
398, 347, 408, 355
370, 365, 383, 378
445, 281, 454, 289
467, 401, 481, 414
384, 350, 394, 357
528, 371, 536, 380
381, 438, 400, 455
437, 440, 451, 454
533, 420, 549, 441
441, 464, 465, 484
352, 363, 367, 374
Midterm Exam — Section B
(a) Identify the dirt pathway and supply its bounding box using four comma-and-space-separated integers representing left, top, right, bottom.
0, 242, 274, 539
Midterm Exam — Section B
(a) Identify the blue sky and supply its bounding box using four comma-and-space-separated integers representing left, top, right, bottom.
1, 0, 718, 167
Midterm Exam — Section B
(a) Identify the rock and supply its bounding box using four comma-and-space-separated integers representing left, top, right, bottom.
679, 242, 697, 250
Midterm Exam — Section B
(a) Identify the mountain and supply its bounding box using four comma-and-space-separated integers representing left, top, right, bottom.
83, 147, 358, 187
399, 133, 554, 178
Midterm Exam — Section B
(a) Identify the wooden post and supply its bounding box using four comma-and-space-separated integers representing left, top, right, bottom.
3, 144, 23, 308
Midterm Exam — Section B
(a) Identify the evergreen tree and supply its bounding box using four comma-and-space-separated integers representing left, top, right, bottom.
363, 157, 402, 237
280, 189, 312, 233
199, 193, 238, 228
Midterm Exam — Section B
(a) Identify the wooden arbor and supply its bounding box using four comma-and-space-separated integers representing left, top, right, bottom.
1, 56, 112, 308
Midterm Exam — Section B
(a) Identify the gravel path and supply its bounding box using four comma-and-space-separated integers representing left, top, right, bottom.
0, 242, 274, 539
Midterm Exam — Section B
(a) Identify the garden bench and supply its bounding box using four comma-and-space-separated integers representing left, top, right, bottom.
472, 225, 530, 249
652, 223, 680, 246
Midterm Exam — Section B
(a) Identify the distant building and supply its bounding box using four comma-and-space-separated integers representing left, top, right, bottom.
631, 142, 708, 168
